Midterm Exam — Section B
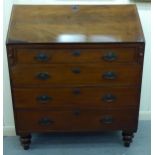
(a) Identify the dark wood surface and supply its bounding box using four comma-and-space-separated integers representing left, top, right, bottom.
16, 47, 137, 64
13, 86, 139, 108
11, 63, 141, 86
7, 5, 144, 44
16, 109, 138, 133
6, 5, 145, 149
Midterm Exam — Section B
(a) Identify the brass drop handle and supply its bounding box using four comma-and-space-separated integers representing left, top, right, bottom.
102, 94, 116, 103
102, 52, 117, 61
72, 50, 81, 56
103, 71, 117, 80
100, 116, 113, 124
38, 117, 54, 126
37, 95, 53, 103
37, 72, 50, 80
35, 53, 49, 61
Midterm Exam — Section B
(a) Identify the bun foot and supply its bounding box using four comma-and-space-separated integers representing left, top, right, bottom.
122, 131, 134, 147
19, 134, 32, 150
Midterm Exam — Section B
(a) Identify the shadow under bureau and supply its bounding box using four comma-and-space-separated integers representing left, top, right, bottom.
6, 5, 145, 149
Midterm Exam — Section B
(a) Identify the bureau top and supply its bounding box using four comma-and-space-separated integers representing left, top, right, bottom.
6, 5, 145, 44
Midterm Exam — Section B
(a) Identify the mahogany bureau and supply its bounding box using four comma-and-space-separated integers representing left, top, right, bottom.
6, 5, 145, 149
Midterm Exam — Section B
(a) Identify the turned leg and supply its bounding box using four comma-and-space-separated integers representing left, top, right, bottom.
122, 131, 134, 147
19, 134, 32, 150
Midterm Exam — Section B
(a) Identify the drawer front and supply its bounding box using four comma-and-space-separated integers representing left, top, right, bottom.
16, 109, 137, 132
16, 48, 137, 64
13, 87, 139, 108
11, 64, 140, 86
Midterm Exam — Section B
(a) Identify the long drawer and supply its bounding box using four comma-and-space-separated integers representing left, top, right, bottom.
13, 86, 139, 108
16, 109, 138, 133
16, 47, 137, 64
11, 64, 141, 86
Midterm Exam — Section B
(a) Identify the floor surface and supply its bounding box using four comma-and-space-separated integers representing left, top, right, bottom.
3, 121, 151, 155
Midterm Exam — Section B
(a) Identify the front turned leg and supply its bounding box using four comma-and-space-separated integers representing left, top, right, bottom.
19, 134, 32, 150
122, 131, 134, 147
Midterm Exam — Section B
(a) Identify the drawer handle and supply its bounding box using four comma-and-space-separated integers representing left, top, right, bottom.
103, 71, 117, 80
37, 95, 52, 103
73, 88, 81, 95
38, 118, 54, 126
103, 52, 117, 61
102, 94, 116, 102
35, 53, 49, 61
72, 68, 81, 74
72, 50, 81, 56
37, 72, 50, 80
100, 116, 113, 124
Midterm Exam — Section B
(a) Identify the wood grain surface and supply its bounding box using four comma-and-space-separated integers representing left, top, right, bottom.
7, 5, 144, 43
